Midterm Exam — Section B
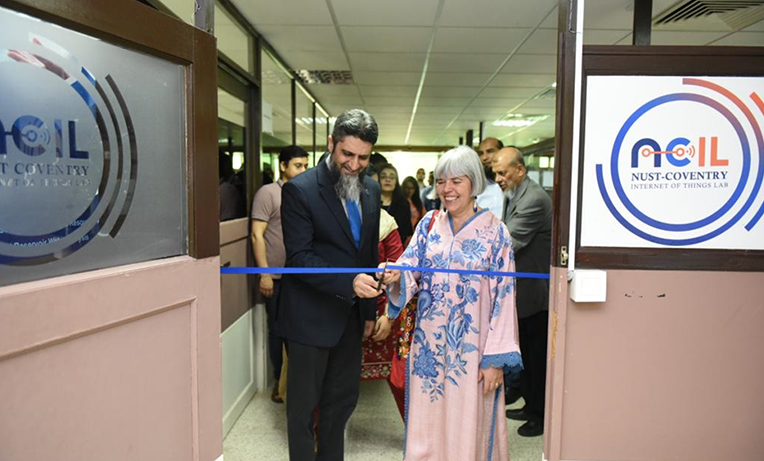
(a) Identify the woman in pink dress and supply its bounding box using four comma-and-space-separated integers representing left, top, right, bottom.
381, 146, 522, 461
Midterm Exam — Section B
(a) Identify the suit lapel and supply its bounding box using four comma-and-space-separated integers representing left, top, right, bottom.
317, 160, 356, 248
507, 178, 529, 219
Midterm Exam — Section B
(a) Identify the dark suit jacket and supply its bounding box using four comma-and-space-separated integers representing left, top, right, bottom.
504, 177, 552, 319
278, 159, 381, 348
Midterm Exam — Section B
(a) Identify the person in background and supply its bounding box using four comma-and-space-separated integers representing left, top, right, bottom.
250, 145, 310, 403
359, 162, 404, 383
379, 164, 413, 244
279, 109, 382, 461
415, 167, 426, 189
421, 170, 441, 211
219, 149, 245, 221
492, 146, 552, 438
474, 138, 505, 219
477, 137, 503, 180
370, 152, 388, 170
402, 176, 425, 230
379, 145, 522, 461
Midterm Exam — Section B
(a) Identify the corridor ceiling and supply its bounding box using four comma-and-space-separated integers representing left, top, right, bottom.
224, 0, 764, 147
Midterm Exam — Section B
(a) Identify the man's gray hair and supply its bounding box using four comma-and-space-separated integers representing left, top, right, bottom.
431, 146, 487, 199
331, 109, 379, 145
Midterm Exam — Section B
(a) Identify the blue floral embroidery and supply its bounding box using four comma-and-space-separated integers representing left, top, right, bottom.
412, 338, 440, 380
461, 239, 485, 261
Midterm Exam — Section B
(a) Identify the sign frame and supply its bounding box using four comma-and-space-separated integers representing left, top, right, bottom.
575, 46, 764, 272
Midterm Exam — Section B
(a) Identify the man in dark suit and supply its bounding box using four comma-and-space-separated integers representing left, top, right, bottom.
492, 147, 552, 438
279, 109, 382, 461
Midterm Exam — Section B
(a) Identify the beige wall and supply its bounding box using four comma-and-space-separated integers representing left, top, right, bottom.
545, 266, 764, 461
0, 257, 222, 461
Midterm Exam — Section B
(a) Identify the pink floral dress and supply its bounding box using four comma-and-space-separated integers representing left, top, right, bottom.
388, 209, 522, 461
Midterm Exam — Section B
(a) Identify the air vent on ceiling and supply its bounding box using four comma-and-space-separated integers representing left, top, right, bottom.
654, 0, 764, 30
295, 70, 354, 85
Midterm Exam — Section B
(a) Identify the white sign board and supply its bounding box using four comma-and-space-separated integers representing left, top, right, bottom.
580, 76, 764, 250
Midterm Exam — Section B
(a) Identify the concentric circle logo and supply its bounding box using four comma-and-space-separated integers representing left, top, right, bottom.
0, 34, 138, 265
594, 78, 764, 247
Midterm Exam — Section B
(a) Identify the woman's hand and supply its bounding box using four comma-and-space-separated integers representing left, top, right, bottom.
378, 262, 400, 285
478, 366, 504, 396
371, 315, 392, 341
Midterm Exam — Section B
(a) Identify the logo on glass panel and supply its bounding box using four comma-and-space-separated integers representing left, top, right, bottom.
594, 78, 764, 246
0, 34, 138, 265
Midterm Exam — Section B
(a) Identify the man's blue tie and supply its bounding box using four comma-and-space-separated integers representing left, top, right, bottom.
347, 199, 362, 248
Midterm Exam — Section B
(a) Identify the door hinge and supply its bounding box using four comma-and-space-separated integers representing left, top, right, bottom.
560, 246, 568, 266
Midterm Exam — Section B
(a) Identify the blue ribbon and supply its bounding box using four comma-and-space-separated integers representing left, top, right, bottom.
220, 265, 550, 280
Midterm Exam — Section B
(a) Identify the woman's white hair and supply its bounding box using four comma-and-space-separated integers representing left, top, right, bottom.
429, 145, 486, 199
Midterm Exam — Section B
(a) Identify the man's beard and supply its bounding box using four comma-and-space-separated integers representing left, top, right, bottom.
484, 164, 496, 182
328, 156, 364, 201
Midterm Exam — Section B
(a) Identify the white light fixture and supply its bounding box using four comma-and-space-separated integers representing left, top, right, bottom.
232, 152, 244, 171
492, 114, 549, 128
297, 116, 337, 125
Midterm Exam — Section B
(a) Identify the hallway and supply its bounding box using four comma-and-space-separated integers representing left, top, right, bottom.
224, 380, 543, 461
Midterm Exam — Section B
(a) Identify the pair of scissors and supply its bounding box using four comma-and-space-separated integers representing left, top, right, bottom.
376, 260, 389, 291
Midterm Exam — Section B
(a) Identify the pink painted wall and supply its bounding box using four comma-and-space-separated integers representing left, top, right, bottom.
0, 256, 222, 461
545, 267, 764, 461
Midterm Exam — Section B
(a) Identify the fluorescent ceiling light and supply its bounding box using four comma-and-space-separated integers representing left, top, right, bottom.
297, 117, 337, 125
492, 114, 549, 128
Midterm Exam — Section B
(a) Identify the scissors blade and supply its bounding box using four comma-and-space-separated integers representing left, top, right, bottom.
377, 260, 389, 291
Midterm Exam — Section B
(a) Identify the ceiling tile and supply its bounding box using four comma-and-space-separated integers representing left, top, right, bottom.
305, 85, 362, 98
364, 105, 415, 114
420, 86, 482, 98
582, 29, 630, 45
234, 0, 333, 25
353, 71, 422, 85
317, 96, 364, 108
418, 97, 474, 107
709, 32, 764, 46
490, 73, 556, 87
349, 53, 426, 72
480, 87, 542, 98
428, 53, 508, 73
517, 29, 557, 54
432, 27, 531, 54
744, 20, 764, 32
331, 0, 441, 26
426, 72, 493, 86
342, 27, 433, 52
471, 98, 527, 108
416, 105, 463, 115
539, 6, 558, 29
518, 98, 556, 109
256, 26, 341, 52
278, 50, 350, 71
461, 106, 513, 117
502, 54, 557, 74
439, 0, 556, 28
359, 85, 419, 97
363, 96, 416, 106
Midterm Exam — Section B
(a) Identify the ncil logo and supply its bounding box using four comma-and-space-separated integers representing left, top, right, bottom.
0, 34, 138, 265
595, 78, 764, 246
0, 115, 89, 159
633, 136, 727, 168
